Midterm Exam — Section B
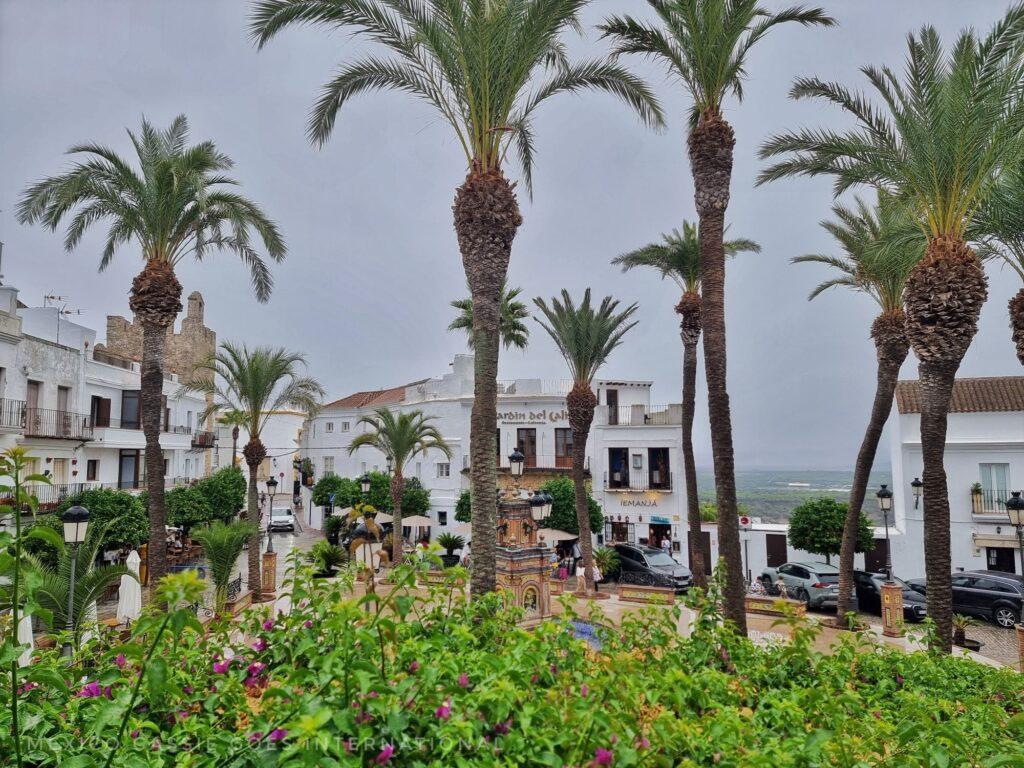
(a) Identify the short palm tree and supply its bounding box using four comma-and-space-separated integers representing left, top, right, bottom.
251, 0, 663, 599
17, 116, 285, 584
793, 194, 923, 614
758, 11, 1024, 650
449, 282, 530, 352
600, 0, 834, 633
190, 520, 256, 612
347, 408, 451, 565
613, 222, 758, 588
218, 410, 248, 467
189, 343, 324, 602
534, 289, 637, 596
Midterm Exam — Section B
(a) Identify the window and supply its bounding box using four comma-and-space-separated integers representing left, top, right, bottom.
86, 459, 99, 481
979, 463, 1010, 512
326, 422, 334, 433
121, 390, 141, 429
324, 456, 335, 475
415, 462, 422, 478
342, 421, 350, 432
360, 461, 367, 474
648, 447, 670, 489
90, 396, 111, 428
438, 510, 448, 526
436, 462, 451, 478
186, 410, 193, 431
118, 449, 140, 489
554, 428, 572, 468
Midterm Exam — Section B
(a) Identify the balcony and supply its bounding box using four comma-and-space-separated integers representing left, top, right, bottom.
192, 430, 217, 448
972, 488, 1010, 517
603, 470, 673, 492
91, 414, 192, 434
463, 453, 589, 473
595, 404, 682, 427
14, 476, 191, 510
0, 398, 25, 430
24, 406, 94, 441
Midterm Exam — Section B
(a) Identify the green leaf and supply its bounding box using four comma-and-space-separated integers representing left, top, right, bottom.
25, 525, 65, 552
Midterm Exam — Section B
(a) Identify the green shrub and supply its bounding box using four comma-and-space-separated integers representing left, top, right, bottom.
306, 540, 346, 573
193, 466, 246, 521
56, 488, 148, 550
455, 489, 472, 523
436, 532, 465, 554
165, 486, 214, 536
189, 520, 255, 612
788, 497, 874, 564
311, 474, 358, 508
539, 476, 603, 534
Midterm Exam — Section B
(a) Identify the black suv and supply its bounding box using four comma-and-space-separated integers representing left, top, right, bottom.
612, 543, 693, 593
908, 570, 1023, 628
853, 570, 927, 622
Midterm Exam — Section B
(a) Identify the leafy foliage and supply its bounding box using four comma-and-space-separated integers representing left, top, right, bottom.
189, 521, 255, 611
436, 533, 466, 555
165, 486, 214, 535
788, 497, 874, 563
347, 408, 452, 477
56, 489, 148, 550
539, 477, 602, 535
311, 474, 359, 508
455, 489, 472, 523
193, 466, 246, 521
307, 541, 346, 574
449, 281, 530, 350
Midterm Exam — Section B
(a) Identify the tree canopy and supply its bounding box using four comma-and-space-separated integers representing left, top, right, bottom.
787, 497, 874, 564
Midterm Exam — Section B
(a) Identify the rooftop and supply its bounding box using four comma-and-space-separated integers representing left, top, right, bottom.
895, 376, 1024, 415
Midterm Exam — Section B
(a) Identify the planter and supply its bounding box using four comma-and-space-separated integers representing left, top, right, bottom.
971, 491, 984, 515
440, 554, 460, 569
955, 638, 985, 652
313, 569, 337, 579
745, 595, 807, 618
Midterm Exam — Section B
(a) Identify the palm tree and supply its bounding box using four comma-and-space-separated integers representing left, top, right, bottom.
600, 0, 834, 633
218, 410, 248, 468
613, 222, 758, 588
533, 289, 638, 596
190, 520, 256, 612
758, 11, 1024, 650
347, 408, 451, 565
251, 0, 663, 598
17, 116, 285, 584
189, 343, 323, 602
792, 194, 923, 615
448, 281, 530, 351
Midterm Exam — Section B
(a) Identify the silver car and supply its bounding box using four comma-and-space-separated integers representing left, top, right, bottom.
760, 561, 839, 609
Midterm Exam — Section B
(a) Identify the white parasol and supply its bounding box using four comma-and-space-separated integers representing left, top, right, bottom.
538, 528, 577, 543
374, 512, 393, 524
17, 612, 33, 667
399, 515, 433, 527
116, 550, 143, 624
450, 522, 472, 536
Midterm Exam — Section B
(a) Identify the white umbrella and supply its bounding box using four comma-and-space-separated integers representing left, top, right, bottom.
80, 601, 98, 646
451, 522, 472, 536
374, 512, 393, 524
17, 612, 33, 667
116, 550, 143, 624
538, 528, 577, 543
399, 515, 433, 527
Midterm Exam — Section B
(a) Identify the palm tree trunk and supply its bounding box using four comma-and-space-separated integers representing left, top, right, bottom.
678, 294, 705, 587
243, 438, 267, 603
568, 382, 597, 596
836, 312, 908, 615
391, 471, 405, 565
689, 114, 746, 633
454, 166, 522, 598
129, 260, 182, 587
904, 235, 988, 653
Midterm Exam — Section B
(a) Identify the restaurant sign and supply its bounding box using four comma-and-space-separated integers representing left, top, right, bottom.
498, 408, 569, 425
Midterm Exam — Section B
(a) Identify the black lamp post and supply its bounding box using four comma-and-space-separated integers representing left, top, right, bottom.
265, 476, 278, 554
60, 504, 90, 657
911, 477, 923, 509
1006, 491, 1024, 581
530, 491, 546, 522
360, 472, 371, 495
876, 484, 894, 581
509, 448, 525, 477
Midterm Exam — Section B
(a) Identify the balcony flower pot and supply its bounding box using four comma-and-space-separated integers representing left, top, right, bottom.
971, 484, 984, 515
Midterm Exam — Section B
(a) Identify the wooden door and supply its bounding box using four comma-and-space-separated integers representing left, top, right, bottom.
765, 533, 788, 568
864, 538, 889, 574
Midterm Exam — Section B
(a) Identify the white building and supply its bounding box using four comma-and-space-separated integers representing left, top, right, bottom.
213, 410, 305, 495
300, 354, 688, 549
0, 281, 213, 511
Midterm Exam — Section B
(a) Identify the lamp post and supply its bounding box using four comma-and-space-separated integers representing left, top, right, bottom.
60, 504, 90, 657
360, 472, 371, 495
1006, 491, 1024, 672
262, 476, 279, 597
875, 484, 902, 638
876, 484, 894, 581
265, 476, 278, 554
911, 477, 923, 509
508, 448, 525, 498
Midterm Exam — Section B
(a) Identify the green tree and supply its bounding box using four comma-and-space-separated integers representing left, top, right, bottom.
448, 282, 530, 351
613, 221, 758, 587
402, 477, 431, 519
194, 466, 247, 521
455, 490, 472, 524
189, 343, 323, 601
758, 9, 1024, 650
793, 193, 922, 612
601, 0, 834, 635
190, 520, 256, 612
312, 474, 356, 508
539, 476, 602, 535
252, 0, 662, 598
166, 486, 214, 537
17, 116, 285, 584
787, 498, 873, 565
56, 488, 148, 551
348, 408, 451, 564
534, 289, 637, 595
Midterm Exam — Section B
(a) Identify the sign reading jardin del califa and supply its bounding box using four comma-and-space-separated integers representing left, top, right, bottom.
497, 409, 569, 425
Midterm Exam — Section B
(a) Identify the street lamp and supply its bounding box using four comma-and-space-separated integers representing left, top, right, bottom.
876, 484, 894, 581
265, 476, 278, 554
1006, 491, 1024, 579
360, 472, 372, 494
60, 504, 90, 657
530, 491, 546, 521
509, 448, 525, 477
541, 491, 553, 518
911, 477, 923, 509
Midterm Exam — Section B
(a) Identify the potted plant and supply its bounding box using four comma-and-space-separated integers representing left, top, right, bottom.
592, 546, 621, 594
952, 614, 984, 651
191, 520, 255, 613
324, 514, 345, 546
307, 540, 346, 578
971, 482, 985, 515
436, 533, 465, 568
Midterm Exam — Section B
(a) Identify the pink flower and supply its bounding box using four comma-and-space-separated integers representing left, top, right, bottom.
492, 719, 511, 736
580, 684, 589, 698
150, 739, 161, 752
303, 619, 313, 629
530, 674, 538, 685
375, 744, 395, 765
213, 660, 231, 674
408, 661, 419, 673
252, 638, 268, 652
77, 681, 103, 698
262, 619, 275, 631
268, 728, 288, 743
130, 729, 140, 740
636, 736, 650, 750
114, 653, 127, 668
592, 747, 614, 766
248, 732, 263, 744
366, 690, 379, 699
435, 700, 452, 721
609, 734, 618, 745
247, 662, 266, 676
458, 673, 470, 688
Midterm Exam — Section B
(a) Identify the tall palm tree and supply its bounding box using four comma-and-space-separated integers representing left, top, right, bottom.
533, 289, 638, 596
792, 194, 923, 615
218, 409, 248, 467
189, 343, 323, 602
448, 281, 530, 351
251, 0, 663, 598
612, 222, 758, 588
600, 0, 834, 631
347, 408, 451, 564
758, 11, 1024, 650
17, 116, 285, 584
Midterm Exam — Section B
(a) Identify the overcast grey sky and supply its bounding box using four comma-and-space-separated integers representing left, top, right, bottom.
1, 1, 1019, 470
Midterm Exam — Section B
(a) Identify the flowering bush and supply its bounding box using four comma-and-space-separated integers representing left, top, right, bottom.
3, 554, 1024, 767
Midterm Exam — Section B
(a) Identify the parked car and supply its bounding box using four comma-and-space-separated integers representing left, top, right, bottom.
904, 570, 1022, 628
759, 561, 839, 610
853, 570, 927, 622
268, 507, 296, 532
612, 543, 693, 593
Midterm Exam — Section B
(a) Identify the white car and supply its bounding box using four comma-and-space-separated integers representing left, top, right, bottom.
268, 507, 296, 532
